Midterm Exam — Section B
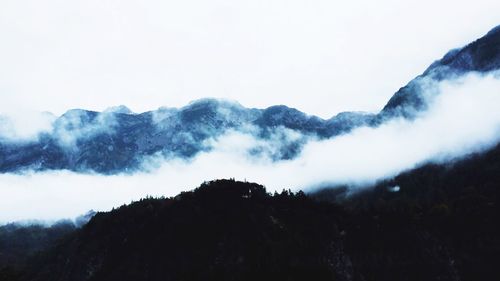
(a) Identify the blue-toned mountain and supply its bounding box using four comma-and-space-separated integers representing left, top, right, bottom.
0, 25, 498, 174
381, 25, 500, 117
0, 99, 375, 173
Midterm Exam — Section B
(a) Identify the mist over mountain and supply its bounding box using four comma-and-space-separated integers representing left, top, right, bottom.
0, 99, 374, 174
1, 25, 498, 175
3, 138, 500, 281
382, 25, 500, 118
0, 25, 499, 224
0, 11, 499, 281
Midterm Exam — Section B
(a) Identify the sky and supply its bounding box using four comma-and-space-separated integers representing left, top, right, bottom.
0, 0, 499, 118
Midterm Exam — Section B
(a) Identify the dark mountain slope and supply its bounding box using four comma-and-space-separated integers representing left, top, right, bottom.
311, 143, 500, 281
0, 222, 76, 268
343, 144, 500, 281
9, 140, 500, 281
0, 222, 77, 281
20, 181, 349, 281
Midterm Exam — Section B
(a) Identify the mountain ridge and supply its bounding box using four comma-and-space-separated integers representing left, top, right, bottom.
0, 25, 499, 174
5, 139, 500, 281
382, 24, 500, 117
0, 99, 375, 173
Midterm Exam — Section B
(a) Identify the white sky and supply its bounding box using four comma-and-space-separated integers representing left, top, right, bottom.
0, 0, 499, 118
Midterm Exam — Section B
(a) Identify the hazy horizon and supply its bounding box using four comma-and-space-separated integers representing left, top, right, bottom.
1, 0, 499, 118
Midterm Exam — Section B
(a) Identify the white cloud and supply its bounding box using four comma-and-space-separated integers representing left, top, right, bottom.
0, 72, 499, 223
52, 110, 118, 147
0, 111, 55, 142
0, 0, 499, 118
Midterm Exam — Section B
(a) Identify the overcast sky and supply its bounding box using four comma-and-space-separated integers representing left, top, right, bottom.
0, 0, 499, 118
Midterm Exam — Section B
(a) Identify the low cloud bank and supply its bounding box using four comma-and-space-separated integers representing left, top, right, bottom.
0, 72, 499, 222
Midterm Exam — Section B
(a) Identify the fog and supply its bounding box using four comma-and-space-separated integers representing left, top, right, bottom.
0, 111, 55, 142
0, 72, 499, 223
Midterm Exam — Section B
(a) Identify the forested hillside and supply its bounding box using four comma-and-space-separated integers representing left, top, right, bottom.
1, 143, 498, 281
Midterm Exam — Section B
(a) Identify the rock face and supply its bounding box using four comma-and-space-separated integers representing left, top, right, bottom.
0, 99, 375, 174
0, 25, 499, 174
381, 25, 500, 117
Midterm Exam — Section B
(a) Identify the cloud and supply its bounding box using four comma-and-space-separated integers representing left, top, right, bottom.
0, 111, 56, 142
52, 110, 118, 147
0, 108, 120, 149
0, 72, 499, 223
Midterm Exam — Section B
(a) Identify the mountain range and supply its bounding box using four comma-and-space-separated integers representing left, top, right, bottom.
0, 24, 499, 281
1, 25, 498, 174
2, 140, 499, 281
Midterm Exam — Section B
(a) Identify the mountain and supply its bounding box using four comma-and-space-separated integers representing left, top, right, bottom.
0, 222, 77, 268
3, 140, 499, 281
1, 25, 499, 281
9, 180, 349, 281
381, 25, 500, 117
0, 25, 498, 174
0, 100, 375, 174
